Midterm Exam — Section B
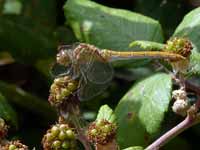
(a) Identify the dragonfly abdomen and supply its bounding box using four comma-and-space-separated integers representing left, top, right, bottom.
101, 49, 186, 61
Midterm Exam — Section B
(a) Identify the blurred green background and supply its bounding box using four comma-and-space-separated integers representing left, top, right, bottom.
0, 0, 199, 149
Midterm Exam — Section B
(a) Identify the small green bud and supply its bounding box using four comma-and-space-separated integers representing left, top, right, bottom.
67, 82, 76, 91
0, 118, 5, 128
50, 84, 57, 90
9, 145, 17, 150
59, 124, 67, 130
62, 141, 70, 149
54, 78, 60, 84
66, 129, 75, 139
56, 94, 62, 101
61, 88, 71, 96
90, 129, 97, 135
52, 140, 61, 149
51, 126, 60, 136
58, 131, 67, 140
46, 133, 55, 141
103, 124, 111, 132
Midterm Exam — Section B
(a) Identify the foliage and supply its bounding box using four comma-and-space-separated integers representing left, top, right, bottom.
115, 73, 172, 148
173, 7, 200, 75
0, 0, 199, 150
96, 105, 116, 123
129, 40, 164, 51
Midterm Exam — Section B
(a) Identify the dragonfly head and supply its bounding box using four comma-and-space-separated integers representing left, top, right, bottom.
56, 48, 71, 66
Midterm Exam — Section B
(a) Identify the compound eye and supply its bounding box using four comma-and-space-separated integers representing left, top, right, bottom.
56, 50, 70, 66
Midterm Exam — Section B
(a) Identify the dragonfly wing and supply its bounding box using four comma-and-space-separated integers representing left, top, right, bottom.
58, 42, 80, 51
78, 50, 114, 84
86, 60, 114, 84
77, 79, 110, 101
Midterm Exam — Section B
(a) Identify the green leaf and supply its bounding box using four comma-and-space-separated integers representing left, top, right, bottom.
123, 146, 144, 150
173, 7, 200, 75
64, 0, 164, 49
115, 73, 172, 148
34, 58, 54, 84
96, 105, 116, 123
164, 137, 190, 150
2, 0, 22, 15
0, 16, 77, 83
0, 93, 18, 128
21, 0, 57, 27
0, 15, 57, 64
129, 40, 164, 50
1, 0, 57, 27
134, 0, 186, 38
0, 17, 77, 78
64, 0, 164, 67
187, 50, 200, 76
54, 26, 78, 44
0, 81, 57, 121
34, 26, 78, 83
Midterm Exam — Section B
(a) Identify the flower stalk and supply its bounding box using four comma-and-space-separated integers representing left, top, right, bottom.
146, 98, 200, 150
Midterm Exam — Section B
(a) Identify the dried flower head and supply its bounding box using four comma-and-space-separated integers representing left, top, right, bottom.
172, 88, 187, 100
172, 99, 190, 116
172, 88, 190, 116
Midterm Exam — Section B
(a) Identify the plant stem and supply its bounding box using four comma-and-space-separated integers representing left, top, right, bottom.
146, 113, 200, 150
185, 80, 200, 96
95, 140, 119, 150
78, 133, 93, 150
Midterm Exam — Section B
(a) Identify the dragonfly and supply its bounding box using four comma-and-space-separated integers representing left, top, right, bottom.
51, 43, 185, 101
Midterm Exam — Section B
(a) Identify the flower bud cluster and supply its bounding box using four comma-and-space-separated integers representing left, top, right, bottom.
48, 76, 78, 106
42, 124, 77, 150
172, 88, 189, 116
87, 119, 117, 145
165, 37, 193, 58
165, 37, 193, 73
0, 118, 8, 139
0, 140, 28, 150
